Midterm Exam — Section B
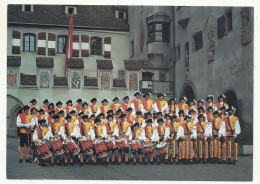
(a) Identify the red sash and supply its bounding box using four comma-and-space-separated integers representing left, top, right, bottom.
145, 127, 152, 138
132, 99, 139, 112
50, 122, 56, 135
207, 113, 211, 121
105, 123, 111, 134
100, 106, 105, 113
42, 105, 48, 112
65, 106, 70, 115
196, 123, 205, 138
225, 117, 235, 136
158, 126, 163, 136
36, 127, 42, 139
37, 115, 42, 121
75, 104, 81, 113
79, 122, 86, 135
121, 104, 127, 112
155, 101, 161, 111
19, 113, 26, 124
142, 100, 148, 111
54, 108, 59, 114
90, 105, 95, 113
216, 103, 222, 110
178, 104, 183, 111
126, 114, 131, 123
111, 104, 116, 112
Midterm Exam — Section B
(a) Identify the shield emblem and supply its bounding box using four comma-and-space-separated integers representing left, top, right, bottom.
7, 75, 16, 87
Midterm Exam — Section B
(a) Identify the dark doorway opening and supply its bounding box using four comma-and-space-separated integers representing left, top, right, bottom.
224, 90, 241, 120
142, 72, 154, 81
182, 85, 195, 103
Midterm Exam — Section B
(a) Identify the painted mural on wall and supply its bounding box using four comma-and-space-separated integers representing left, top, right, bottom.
72, 71, 81, 89
118, 69, 124, 80
207, 29, 215, 63
241, 7, 251, 46
7, 69, 17, 88
100, 71, 110, 90
40, 70, 50, 88
129, 72, 138, 91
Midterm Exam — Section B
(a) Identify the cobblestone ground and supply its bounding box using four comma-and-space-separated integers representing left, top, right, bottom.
6, 137, 253, 181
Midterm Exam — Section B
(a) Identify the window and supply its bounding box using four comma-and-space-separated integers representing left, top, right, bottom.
65, 6, 77, 14
176, 45, 180, 60
217, 16, 225, 39
226, 9, 232, 32
185, 42, 189, 70
22, 5, 33, 12
193, 31, 203, 51
57, 36, 67, 54
116, 10, 126, 19
131, 39, 134, 58
147, 22, 170, 42
23, 33, 36, 52
68, 7, 74, 14
91, 37, 102, 55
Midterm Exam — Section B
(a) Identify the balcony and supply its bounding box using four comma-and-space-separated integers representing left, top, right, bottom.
176, 6, 191, 26
139, 80, 174, 95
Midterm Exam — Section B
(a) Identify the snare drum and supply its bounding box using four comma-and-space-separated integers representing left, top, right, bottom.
64, 138, 80, 156
79, 136, 94, 155
105, 137, 117, 150
35, 141, 52, 160
143, 142, 153, 154
156, 142, 167, 156
50, 137, 65, 156
131, 140, 142, 152
93, 140, 108, 158
116, 138, 129, 151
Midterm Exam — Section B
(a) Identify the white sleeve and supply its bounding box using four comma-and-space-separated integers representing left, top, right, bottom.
131, 103, 136, 114
175, 107, 179, 117
120, 107, 125, 113
152, 103, 159, 113
141, 128, 146, 141
88, 107, 93, 117
151, 128, 159, 142
164, 127, 170, 140
235, 119, 241, 137
16, 116, 25, 128
44, 127, 53, 141
89, 129, 95, 141
63, 109, 67, 116
95, 107, 101, 117
205, 123, 212, 138
74, 119, 79, 126
218, 121, 226, 137
112, 125, 119, 137
128, 132, 133, 141
140, 103, 146, 114
191, 126, 197, 139
102, 126, 107, 138
141, 120, 146, 128
59, 126, 66, 140
162, 103, 169, 114
177, 125, 184, 140
33, 129, 39, 142
71, 124, 81, 139
30, 116, 36, 127
125, 126, 131, 137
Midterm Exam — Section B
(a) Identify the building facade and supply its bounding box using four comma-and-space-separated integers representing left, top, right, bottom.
174, 6, 253, 139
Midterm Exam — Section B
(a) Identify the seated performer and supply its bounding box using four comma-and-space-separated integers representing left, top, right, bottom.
49, 115, 64, 166
46, 103, 55, 115
126, 107, 135, 124
216, 94, 229, 110
90, 98, 99, 115
188, 99, 197, 113
32, 119, 52, 166
176, 97, 188, 116
195, 114, 212, 164
59, 115, 80, 166
121, 96, 131, 113
143, 119, 157, 165
37, 109, 47, 126
29, 99, 40, 111
131, 92, 143, 114
168, 97, 178, 116
178, 115, 197, 165
110, 97, 121, 113
16, 105, 33, 163
155, 118, 170, 165
188, 109, 197, 125
177, 110, 185, 125
133, 111, 145, 128
130, 123, 144, 165
197, 99, 206, 111
152, 93, 168, 115
206, 106, 214, 122
41, 99, 50, 112
96, 99, 110, 117
80, 102, 92, 117
142, 93, 154, 114
224, 106, 241, 164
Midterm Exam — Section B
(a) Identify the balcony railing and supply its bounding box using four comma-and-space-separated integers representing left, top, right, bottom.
139, 80, 174, 95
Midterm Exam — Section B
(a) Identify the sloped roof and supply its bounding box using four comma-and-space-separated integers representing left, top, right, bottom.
36, 57, 54, 68
124, 60, 153, 70
67, 58, 84, 68
97, 60, 113, 69
8, 5, 129, 31
7, 56, 21, 67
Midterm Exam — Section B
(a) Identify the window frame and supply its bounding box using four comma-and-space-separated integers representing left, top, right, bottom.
90, 37, 102, 56
23, 33, 36, 52
131, 39, 134, 58
225, 9, 232, 32
193, 31, 203, 51
147, 22, 170, 43
176, 45, 180, 60
57, 35, 68, 54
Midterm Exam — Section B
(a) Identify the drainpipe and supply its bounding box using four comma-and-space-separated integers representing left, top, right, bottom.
171, 6, 176, 97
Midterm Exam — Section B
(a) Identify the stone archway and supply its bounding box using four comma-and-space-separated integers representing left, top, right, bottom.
7, 95, 24, 136
180, 81, 196, 103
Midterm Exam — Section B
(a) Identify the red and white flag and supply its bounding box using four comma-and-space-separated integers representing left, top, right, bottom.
65, 8, 74, 77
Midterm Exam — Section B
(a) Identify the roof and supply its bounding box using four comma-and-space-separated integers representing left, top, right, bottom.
97, 60, 113, 69
8, 5, 129, 31
67, 58, 84, 68
53, 75, 68, 86
84, 76, 98, 86
20, 73, 36, 85
36, 57, 54, 68
113, 78, 126, 87
7, 56, 21, 67
124, 60, 153, 70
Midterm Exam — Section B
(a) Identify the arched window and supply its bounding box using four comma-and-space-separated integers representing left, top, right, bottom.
57, 35, 67, 54
91, 37, 102, 55
182, 85, 195, 104
23, 33, 36, 52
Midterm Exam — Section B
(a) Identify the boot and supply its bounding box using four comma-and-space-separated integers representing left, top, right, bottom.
117, 152, 122, 165
36, 157, 40, 165
144, 154, 148, 165
70, 156, 74, 166
150, 153, 154, 165
92, 156, 97, 166
112, 152, 115, 164
51, 154, 55, 166
85, 155, 90, 165
79, 154, 84, 166
227, 158, 232, 164
19, 147, 24, 163
189, 159, 193, 165
125, 153, 130, 165
139, 155, 143, 165
25, 147, 31, 163
64, 154, 68, 166
133, 155, 137, 165
106, 155, 110, 164
156, 157, 160, 165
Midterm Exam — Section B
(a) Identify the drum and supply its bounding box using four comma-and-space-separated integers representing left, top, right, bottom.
143, 142, 153, 154
156, 141, 167, 156
105, 137, 117, 150
80, 137, 94, 155
35, 141, 52, 160
131, 140, 142, 152
93, 141, 108, 158
50, 137, 65, 156
64, 138, 80, 156
116, 138, 129, 151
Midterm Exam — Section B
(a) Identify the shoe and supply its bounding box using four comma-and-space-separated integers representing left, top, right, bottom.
202, 160, 206, 164
64, 163, 68, 166
144, 161, 147, 165
25, 159, 32, 163
79, 162, 83, 166
133, 162, 136, 165
232, 161, 236, 165
139, 162, 143, 165
112, 161, 116, 165
92, 162, 96, 166
57, 162, 61, 166
40, 163, 47, 167
227, 159, 232, 164
189, 160, 193, 165
150, 161, 154, 165
125, 161, 130, 165
175, 161, 179, 165
19, 159, 23, 163
184, 159, 188, 165
165, 160, 168, 165
51, 163, 55, 166
157, 161, 160, 165
117, 161, 121, 165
